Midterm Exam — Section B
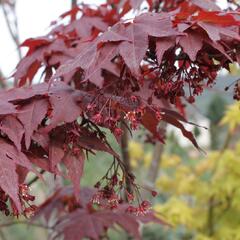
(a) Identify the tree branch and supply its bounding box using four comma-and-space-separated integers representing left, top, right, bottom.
207, 196, 215, 236
71, 0, 77, 8
27, 170, 45, 187
1, 1, 22, 59
0, 221, 52, 230
120, 120, 132, 194
146, 122, 167, 187
0, 68, 7, 89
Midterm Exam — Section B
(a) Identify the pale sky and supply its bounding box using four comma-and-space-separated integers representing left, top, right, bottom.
0, 0, 104, 77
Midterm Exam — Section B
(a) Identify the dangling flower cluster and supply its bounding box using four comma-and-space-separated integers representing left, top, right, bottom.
0, 184, 36, 217
126, 200, 152, 216
90, 160, 156, 216
0, 188, 10, 216
153, 79, 184, 104
86, 99, 124, 137
233, 81, 240, 100
143, 48, 222, 104
17, 184, 37, 218
124, 107, 145, 130
63, 123, 84, 157
91, 173, 122, 210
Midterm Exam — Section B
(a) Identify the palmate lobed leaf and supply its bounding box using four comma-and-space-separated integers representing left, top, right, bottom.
52, 207, 159, 240
35, 186, 165, 240
53, 10, 240, 86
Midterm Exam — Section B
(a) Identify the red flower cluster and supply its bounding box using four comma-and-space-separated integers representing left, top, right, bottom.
126, 200, 152, 216
0, 185, 36, 217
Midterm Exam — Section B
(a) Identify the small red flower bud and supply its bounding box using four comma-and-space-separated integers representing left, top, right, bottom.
151, 190, 158, 197
188, 96, 195, 103
92, 113, 103, 124
94, 181, 101, 189
114, 128, 123, 137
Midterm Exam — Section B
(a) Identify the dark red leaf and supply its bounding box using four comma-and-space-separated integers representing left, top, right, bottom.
45, 84, 82, 131
179, 31, 203, 61
18, 99, 48, 149
156, 38, 175, 64
0, 116, 24, 151
63, 150, 85, 201
119, 24, 148, 76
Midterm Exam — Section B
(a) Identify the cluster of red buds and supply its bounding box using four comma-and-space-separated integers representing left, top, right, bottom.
0, 188, 10, 216
91, 174, 123, 210
62, 123, 85, 157
233, 81, 240, 100
17, 184, 37, 218
86, 101, 124, 137
124, 107, 145, 130
90, 164, 157, 216
0, 184, 36, 217
126, 200, 152, 216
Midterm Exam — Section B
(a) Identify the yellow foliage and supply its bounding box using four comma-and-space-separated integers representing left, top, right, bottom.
154, 197, 193, 227
161, 154, 181, 168
176, 174, 197, 195
221, 102, 240, 132
229, 63, 240, 76
196, 234, 214, 240
143, 151, 152, 168
128, 141, 144, 161
128, 140, 153, 168
195, 153, 218, 175
215, 228, 240, 240
156, 174, 175, 192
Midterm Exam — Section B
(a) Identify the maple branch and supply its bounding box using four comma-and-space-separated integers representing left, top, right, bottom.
28, 170, 45, 187
207, 196, 215, 236
0, 221, 53, 230
1, 1, 22, 59
146, 122, 167, 187
71, 0, 77, 8
0, 229, 7, 240
0, 68, 7, 89
120, 120, 132, 194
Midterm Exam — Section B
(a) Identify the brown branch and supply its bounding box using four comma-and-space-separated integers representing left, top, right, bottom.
120, 120, 132, 194
0, 229, 7, 240
207, 196, 215, 236
27, 170, 45, 187
146, 121, 167, 187
1, 2, 22, 59
0, 221, 53, 230
71, 0, 77, 8
0, 68, 7, 89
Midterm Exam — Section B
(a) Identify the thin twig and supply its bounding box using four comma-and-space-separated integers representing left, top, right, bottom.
0, 229, 7, 240
27, 170, 45, 187
0, 221, 53, 230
